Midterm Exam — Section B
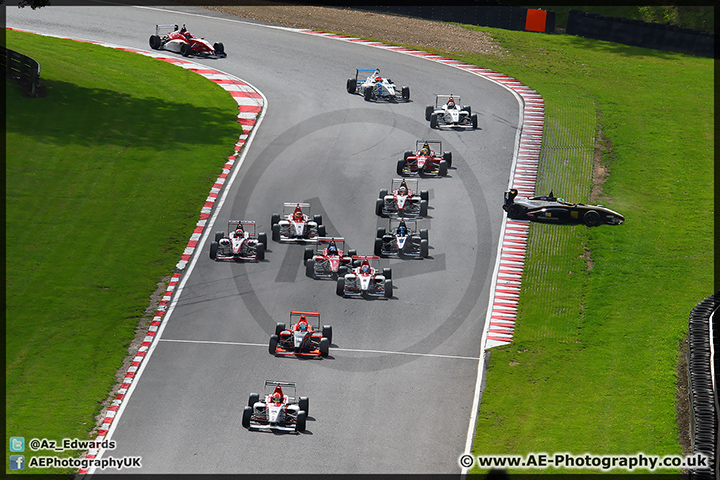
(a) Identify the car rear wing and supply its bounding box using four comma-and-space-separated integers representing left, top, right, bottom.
155, 24, 179, 35
264, 380, 297, 399
356, 68, 379, 80
317, 236, 344, 244
435, 94, 461, 106
388, 217, 419, 230
228, 220, 257, 236
415, 139, 443, 152
283, 202, 310, 215
391, 178, 419, 191
290, 310, 321, 327
352, 255, 380, 261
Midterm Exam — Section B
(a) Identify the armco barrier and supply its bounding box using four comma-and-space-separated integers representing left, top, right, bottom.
567, 9, 714, 58
3, 46, 41, 97
687, 292, 719, 479
331, 4, 555, 34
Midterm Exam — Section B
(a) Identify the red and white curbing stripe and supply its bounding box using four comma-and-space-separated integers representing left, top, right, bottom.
287, 28, 543, 348
6, 29, 264, 473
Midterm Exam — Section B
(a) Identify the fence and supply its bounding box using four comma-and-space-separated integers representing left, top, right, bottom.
687, 292, 719, 479
3, 46, 42, 97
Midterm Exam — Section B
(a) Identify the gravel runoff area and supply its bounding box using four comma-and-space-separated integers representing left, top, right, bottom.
199, 1, 508, 56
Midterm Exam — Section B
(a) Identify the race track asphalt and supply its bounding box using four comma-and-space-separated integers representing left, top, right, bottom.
8, 2, 520, 474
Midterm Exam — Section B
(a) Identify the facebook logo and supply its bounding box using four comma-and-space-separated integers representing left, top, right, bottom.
9, 455, 25, 470
9, 436, 25, 452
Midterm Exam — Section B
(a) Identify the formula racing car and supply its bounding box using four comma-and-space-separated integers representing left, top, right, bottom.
304, 237, 356, 279
242, 381, 308, 432
397, 140, 452, 177
269, 311, 332, 358
209, 220, 267, 262
271, 203, 326, 242
503, 189, 625, 226
337, 255, 392, 299
375, 218, 429, 258
346, 68, 410, 102
149, 24, 226, 58
426, 94, 477, 129
376, 178, 429, 218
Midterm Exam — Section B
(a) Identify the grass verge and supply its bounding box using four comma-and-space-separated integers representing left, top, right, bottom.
6, 29, 242, 475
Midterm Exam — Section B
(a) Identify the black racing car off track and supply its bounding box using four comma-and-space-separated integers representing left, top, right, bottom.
503, 189, 624, 226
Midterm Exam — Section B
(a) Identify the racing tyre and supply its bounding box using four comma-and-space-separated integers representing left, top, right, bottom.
319, 337, 329, 357
180, 43, 192, 57
472, 113, 478, 130
420, 239, 429, 258
507, 204, 526, 219
213, 42, 224, 55
375, 198, 384, 216
425, 105, 434, 121
347, 249, 356, 257
304, 247, 314, 262
379, 188, 388, 199
318, 225, 326, 237
258, 233, 268, 248
397, 159, 406, 176
248, 393, 259, 407
404, 150, 413, 161
420, 229, 429, 240
338, 265, 348, 277
271, 213, 280, 226
322, 325, 333, 345
374, 238, 383, 256
420, 199, 428, 217
336, 278, 345, 297
364, 87, 373, 101
401, 86, 410, 101
269, 335, 278, 355
384, 279, 393, 298
438, 160, 448, 177
584, 210, 601, 227
463, 105, 472, 116
242, 406, 252, 429
296, 411, 307, 432
299, 397, 309, 415
272, 224, 280, 242
209, 242, 218, 260
430, 113, 438, 129
377, 227, 386, 238
275, 323, 286, 336
346, 78, 356, 94
255, 242, 265, 261
305, 259, 315, 278
313, 214, 323, 226
420, 190, 429, 202
215, 231, 225, 242
149, 35, 161, 50
383, 267, 392, 280
443, 151, 453, 168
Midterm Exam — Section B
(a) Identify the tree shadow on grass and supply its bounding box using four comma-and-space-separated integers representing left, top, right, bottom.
6, 78, 242, 150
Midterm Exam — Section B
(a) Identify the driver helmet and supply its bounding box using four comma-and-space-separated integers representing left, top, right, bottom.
328, 244, 338, 255
447, 97, 455, 108
361, 264, 370, 274
235, 226, 243, 235
272, 392, 283, 404
294, 210, 303, 221
398, 183, 408, 195
420, 143, 430, 156
398, 221, 408, 235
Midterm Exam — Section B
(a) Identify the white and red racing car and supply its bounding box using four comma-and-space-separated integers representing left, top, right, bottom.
149, 24, 226, 58
242, 381, 308, 432
271, 203, 326, 242
210, 220, 267, 262
376, 178, 429, 218
269, 311, 332, 358
397, 140, 453, 177
375, 218, 429, 259
304, 237, 355, 279
425, 94, 477, 129
336, 255, 392, 299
